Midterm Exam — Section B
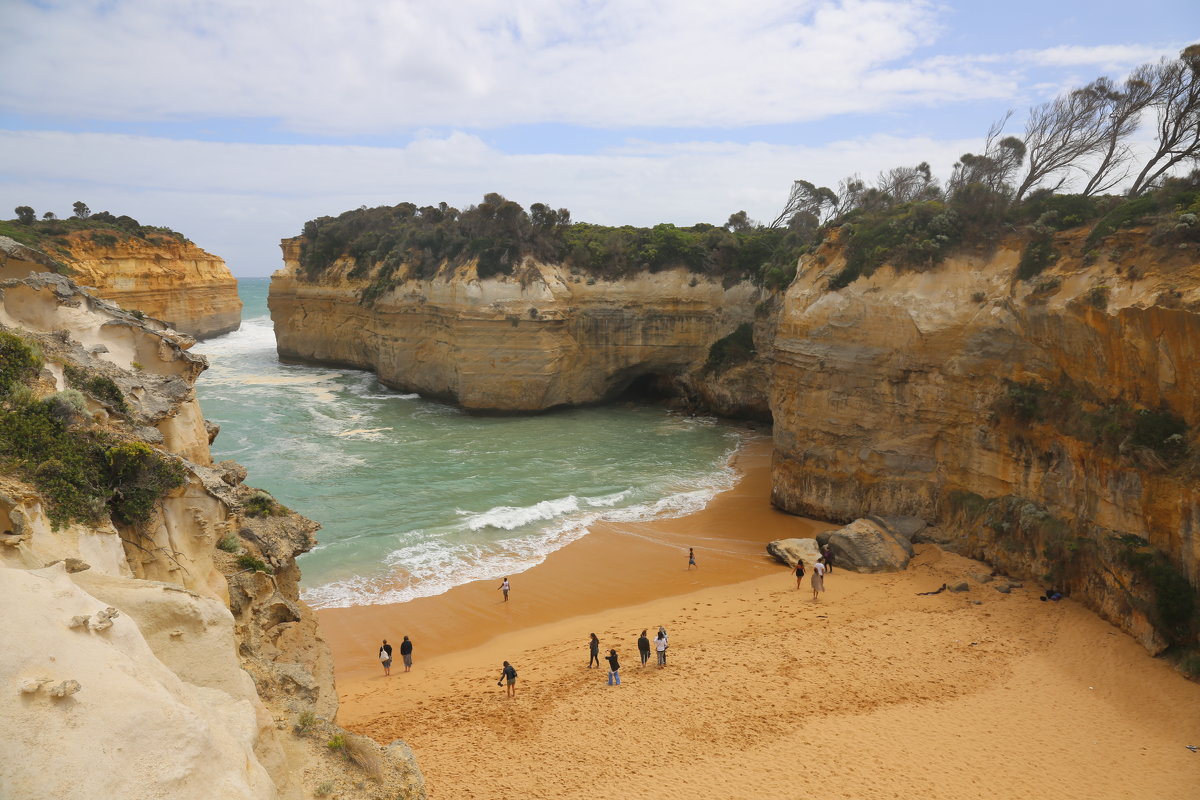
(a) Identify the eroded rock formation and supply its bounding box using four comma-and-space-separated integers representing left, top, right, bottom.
269, 239, 766, 413
0, 273, 423, 799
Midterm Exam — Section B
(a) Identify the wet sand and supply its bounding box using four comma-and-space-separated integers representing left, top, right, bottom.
322, 435, 1200, 799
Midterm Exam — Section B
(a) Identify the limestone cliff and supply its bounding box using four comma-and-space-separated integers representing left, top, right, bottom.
770, 227, 1199, 656
1, 232, 242, 339
270, 238, 766, 413
0, 273, 424, 799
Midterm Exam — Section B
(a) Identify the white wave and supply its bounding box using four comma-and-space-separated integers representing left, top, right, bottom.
583, 489, 632, 507
459, 495, 581, 531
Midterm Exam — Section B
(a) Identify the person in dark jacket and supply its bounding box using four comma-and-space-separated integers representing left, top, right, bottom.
637, 630, 651, 667
605, 649, 621, 686
399, 635, 413, 672
379, 640, 393, 676
499, 661, 517, 698
588, 633, 600, 668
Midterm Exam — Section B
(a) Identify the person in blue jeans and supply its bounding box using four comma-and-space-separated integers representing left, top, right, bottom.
606, 649, 621, 685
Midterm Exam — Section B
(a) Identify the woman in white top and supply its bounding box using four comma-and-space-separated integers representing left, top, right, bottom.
811, 557, 826, 601
654, 630, 668, 667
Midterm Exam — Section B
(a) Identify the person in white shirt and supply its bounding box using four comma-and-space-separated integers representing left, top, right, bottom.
811, 557, 827, 601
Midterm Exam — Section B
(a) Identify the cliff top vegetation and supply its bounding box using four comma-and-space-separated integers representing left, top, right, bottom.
2, 201, 190, 272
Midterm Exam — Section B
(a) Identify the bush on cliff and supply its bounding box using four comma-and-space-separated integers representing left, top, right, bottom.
0, 208, 189, 262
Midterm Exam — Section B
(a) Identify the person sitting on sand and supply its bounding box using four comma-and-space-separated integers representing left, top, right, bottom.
811, 557, 826, 601
794, 559, 806, 590
498, 577, 510, 602
606, 649, 622, 685
400, 635, 413, 672
655, 629, 668, 667
498, 661, 517, 697
637, 630, 651, 667
588, 633, 601, 668
379, 639, 393, 676
688, 547, 697, 570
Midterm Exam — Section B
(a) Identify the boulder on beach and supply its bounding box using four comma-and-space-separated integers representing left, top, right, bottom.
816, 518, 915, 573
766, 537, 822, 567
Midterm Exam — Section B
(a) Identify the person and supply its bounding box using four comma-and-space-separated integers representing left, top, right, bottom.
498, 577, 510, 602
821, 543, 835, 574
637, 629, 651, 667
794, 558, 806, 590
498, 660, 517, 698
399, 635, 413, 672
588, 633, 601, 668
687, 547, 697, 570
606, 649, 621, 685
811, 556, 826, 601
655, 629, 668, 667
379, 639, 393, 676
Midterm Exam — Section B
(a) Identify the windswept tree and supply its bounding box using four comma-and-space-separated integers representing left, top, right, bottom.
725, 210, 755, 232
14, 206, 35, 225
72, 201, 90, 219
1080, 69, 1156, 196
1129, 45, 1200, 196
948, 114, 1026, 197
1012, 84, 1111, 202
42, 211, 57, 220
875, 162, 941, 204
770, 179, 838, 228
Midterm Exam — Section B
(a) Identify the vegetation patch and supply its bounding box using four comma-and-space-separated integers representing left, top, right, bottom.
1115, 536, 1198, 645
829, 200, 961, 290
236, 554, 273, 574
63, 364, 128, 414
0, 332, 43, 396
243, 489, 282, 517
705, 323, 755, 370
1016, 227, 1058, 280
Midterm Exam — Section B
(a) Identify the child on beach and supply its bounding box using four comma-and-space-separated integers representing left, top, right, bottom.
498, 577, 510, 602
811, 557, 826, 601
688, 547, 697, 570
588, 633, 601, 668
606, 649, 621, 685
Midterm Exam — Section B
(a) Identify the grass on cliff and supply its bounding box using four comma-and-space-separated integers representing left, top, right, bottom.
0, 334, 184, 528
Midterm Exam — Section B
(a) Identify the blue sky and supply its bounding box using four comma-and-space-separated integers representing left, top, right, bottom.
0, 0, 1195, 276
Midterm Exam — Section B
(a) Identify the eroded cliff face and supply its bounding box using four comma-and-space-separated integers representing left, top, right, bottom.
770, 228, 1199, 654
270, 238, 766, 413
0, 274, 424, 799
6, 232, 243, 339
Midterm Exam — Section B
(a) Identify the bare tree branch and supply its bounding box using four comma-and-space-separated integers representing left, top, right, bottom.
1129, 46, 1200, 196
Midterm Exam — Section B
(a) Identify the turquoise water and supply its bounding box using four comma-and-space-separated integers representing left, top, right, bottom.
194, 278, 742, 608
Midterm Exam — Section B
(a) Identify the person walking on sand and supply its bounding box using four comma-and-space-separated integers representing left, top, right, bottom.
637, 629, 651, 667
588, 633, 601, 668
379, 639, 393, 676
399, 635, 413, 672
687, 547, 697, 570
821, 543, 835, 574
498, 661, 517, 698
655, 629, 668, 667
498, 577, 510, 602
606, 649, 622, 686
811, 557, 827, 601
793, 558, 806, 590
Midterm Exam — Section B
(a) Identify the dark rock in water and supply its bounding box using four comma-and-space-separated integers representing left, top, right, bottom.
816, 518, 914, 573
948, 581, 970, 592
766, 537, 821, 566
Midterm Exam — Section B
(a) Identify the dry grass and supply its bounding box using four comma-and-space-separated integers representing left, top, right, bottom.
344, 733, 385, 780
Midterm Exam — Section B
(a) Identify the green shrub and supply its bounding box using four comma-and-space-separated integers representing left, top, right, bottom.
103, 441, 186, 525
295, 710, 318, 734
0, 331, 43, 396
63, 364, 128, 414
1119, 543, 1197, 644
1014, 191, 1108, 231
1083, 285, 1109, 310
216, 534, 241, 553
1016, 228, 1058, 280
829, 201, 960, 290
243, 489, 279, 517
326, 734, 346, 751
236, 553, 273, 574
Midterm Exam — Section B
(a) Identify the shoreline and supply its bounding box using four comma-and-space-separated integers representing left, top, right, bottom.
317, 433, 827, 683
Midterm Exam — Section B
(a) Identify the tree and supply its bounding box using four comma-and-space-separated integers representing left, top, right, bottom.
948, 114, 1026, 197
14, 206, 35, 225
1081, 69, 1156, 196
1129, 45, 1200, 196
725, 210, 754, 232
771, 179, 837, 228
42, 211, 57, 220
72, 201, 90, 219
875, 162, 941, 204
1012, 84, 1110, 202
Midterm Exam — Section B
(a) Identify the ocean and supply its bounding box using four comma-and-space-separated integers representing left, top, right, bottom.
194, 277, 743, 609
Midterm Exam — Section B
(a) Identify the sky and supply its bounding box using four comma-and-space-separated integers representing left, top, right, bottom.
0, 0, 1196, 276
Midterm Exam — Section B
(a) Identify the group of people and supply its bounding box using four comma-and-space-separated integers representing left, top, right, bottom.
587, 625, 669, 686
378, 636, 414, 676
793, 543, 836, 601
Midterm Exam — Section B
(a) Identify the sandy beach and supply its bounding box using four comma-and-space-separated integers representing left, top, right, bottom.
321, 435, 1200, 799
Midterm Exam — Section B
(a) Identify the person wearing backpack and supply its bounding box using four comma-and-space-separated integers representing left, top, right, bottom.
498, 661, 517, 697
379, 640, 393, 676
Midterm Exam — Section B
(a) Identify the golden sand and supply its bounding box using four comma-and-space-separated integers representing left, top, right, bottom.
320, 436, 1200, 799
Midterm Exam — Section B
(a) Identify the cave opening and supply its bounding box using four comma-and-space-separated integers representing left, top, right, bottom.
613, 372, 677, 403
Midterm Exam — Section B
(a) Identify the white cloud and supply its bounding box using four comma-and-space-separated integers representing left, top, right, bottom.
0, 129, 975, 274
0, 0, 1015, 131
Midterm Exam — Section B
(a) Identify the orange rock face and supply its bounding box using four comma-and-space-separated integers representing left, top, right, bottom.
769, 228, 1200, 653
61, 233, 241, 339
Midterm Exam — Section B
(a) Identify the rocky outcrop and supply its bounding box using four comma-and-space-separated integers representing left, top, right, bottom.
270, 239, 766, 413
816, 518, 914, 573
0, 273, 423, 799
769, 227, 1199, 653
1, 232, 242, 339
766, 537, 822, 567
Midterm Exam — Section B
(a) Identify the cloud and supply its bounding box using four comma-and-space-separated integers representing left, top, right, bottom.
0, 129, 976, 274
1, 0, 1016, 131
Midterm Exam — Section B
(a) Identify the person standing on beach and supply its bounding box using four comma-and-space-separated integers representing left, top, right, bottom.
400, 635, 413, 672
499, 661, 517, 698
498, 577, 510, 602
637, 630, 651, 667
687, 547, 697, 570
794, 559, 806, 590
821, 543, 835, 573
811, 557, 827, 601
655, 629, 668, 667
606, 649, 622, 685
588, 633, 601, 668
379, 639, 393, 676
